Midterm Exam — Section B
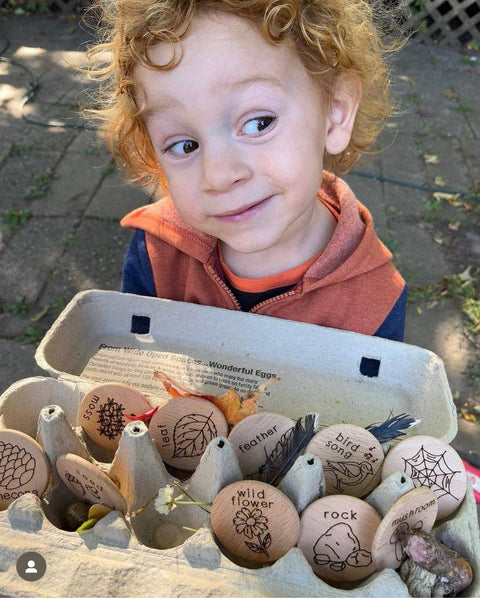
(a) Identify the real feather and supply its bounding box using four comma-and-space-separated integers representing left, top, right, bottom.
256, 413, 319, 486
366, 413, 420, 444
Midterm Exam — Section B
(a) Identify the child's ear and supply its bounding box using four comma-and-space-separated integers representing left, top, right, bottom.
324, 74, 361, 156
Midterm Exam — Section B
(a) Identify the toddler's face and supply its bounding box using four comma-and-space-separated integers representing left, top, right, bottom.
135, 12, 346, 275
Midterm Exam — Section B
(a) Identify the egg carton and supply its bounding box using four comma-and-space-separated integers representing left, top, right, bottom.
0, 290, 478, 597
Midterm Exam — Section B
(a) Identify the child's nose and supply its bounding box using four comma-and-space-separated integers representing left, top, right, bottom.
201, 142, 252, 193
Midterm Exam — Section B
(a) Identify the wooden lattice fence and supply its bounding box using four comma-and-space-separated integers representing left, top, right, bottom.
409, 0, 480, 45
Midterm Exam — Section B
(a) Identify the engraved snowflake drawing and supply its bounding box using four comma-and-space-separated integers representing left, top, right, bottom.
96, 398, 126, 440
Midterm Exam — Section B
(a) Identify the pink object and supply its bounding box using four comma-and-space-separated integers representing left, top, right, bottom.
463, 460, 480, 503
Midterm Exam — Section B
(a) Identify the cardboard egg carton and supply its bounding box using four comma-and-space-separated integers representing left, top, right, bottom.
0, 289, 479, 597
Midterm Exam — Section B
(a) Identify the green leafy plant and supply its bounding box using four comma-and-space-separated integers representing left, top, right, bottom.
17, 325, 47, 344
408, 270, 479, 334
24, 168, 54, 199
7, 143, 33, 157
422, 196, 442, 222
2, 209, 31, 230
0, 297, 29, 317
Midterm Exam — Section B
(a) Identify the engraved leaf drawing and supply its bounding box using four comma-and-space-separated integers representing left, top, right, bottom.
245, 541, 264, 554
172, 412, 218, 458
263, 532, 272, 549
0, 441, 35, 490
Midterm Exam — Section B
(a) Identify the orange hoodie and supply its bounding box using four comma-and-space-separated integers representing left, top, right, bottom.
120, 172, 405, 336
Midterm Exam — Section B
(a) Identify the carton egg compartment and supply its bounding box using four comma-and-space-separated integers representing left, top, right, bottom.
1, 375, 479, 599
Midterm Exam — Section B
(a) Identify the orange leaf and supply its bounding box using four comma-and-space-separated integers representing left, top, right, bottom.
153, 370, 279, 427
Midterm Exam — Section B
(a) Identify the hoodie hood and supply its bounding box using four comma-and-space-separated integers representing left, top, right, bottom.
121, 172, 404, 335
121, 172, 392, 287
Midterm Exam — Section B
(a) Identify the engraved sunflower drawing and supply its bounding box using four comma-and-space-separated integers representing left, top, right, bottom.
233, 507, 271, 557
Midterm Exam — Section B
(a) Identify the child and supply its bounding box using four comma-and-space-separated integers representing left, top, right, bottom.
88, 0, 407, 341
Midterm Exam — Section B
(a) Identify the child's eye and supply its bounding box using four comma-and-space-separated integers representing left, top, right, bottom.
241, 116, 276, 136
164, 140, 199, 156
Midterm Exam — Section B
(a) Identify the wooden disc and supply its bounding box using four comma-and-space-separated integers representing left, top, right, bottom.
56, 453, 126, 513
149, 397, 228, 470
79, 383, 152, 451
0, 429, 50, 510
228, 413, 295, 477
306, 424, 384, 497
210, 480, 300, 564
371, 486, 438, 570
297, 495, 381, 582
381, 435, 467, 519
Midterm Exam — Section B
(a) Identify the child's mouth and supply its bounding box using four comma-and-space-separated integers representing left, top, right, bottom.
216, 196, 273, 223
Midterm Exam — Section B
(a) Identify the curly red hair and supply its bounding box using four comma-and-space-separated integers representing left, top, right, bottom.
85, 0, 403, 189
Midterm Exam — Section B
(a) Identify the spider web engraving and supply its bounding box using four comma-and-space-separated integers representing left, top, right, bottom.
96, 398, 125, 440
403, 445, 460, 500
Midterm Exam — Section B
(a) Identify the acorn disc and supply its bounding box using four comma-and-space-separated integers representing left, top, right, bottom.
381, 435, 467, 520
56, 453, 126, 512
0, 429, 50, 510
210, 480, 300, 564
306, 424, 384, 497
149, 396, 228, 470
78, 383, 152, 451
297, 495, 382, 582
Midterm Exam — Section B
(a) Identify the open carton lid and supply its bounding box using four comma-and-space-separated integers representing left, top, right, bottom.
34, 290, 457, 443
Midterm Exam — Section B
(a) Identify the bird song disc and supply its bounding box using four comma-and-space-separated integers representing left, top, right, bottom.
0, 429, 50, 510
306, 424, 384, 497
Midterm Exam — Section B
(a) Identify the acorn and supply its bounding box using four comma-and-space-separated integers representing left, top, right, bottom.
88, 504, 112, 521
65, 501, 90, 531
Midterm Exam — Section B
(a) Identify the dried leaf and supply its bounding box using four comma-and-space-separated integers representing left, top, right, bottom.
448, 221, 461, 231
153, 370, 278, 427
30, 305, 49, 322
432, 192, 461, 205
423, 154, 439, 164
458, 266, 474, 283
442, 90, 459, 99
434, 175, 445, 187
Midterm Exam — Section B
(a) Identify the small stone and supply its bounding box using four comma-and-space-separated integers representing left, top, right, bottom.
65, 502, 90, 531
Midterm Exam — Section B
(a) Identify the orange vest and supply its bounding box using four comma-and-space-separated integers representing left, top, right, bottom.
121, 172, 405, 335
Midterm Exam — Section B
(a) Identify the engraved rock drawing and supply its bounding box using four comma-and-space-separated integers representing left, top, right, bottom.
313, 522, 372, 571
233, 507, 271, 557
172, 412, 217, 459
96, 398, 126, 440
0, 441, 36, 490
324, 460, 374, 492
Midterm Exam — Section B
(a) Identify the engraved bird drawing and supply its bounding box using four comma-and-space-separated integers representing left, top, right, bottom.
324, 460, 374, 492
